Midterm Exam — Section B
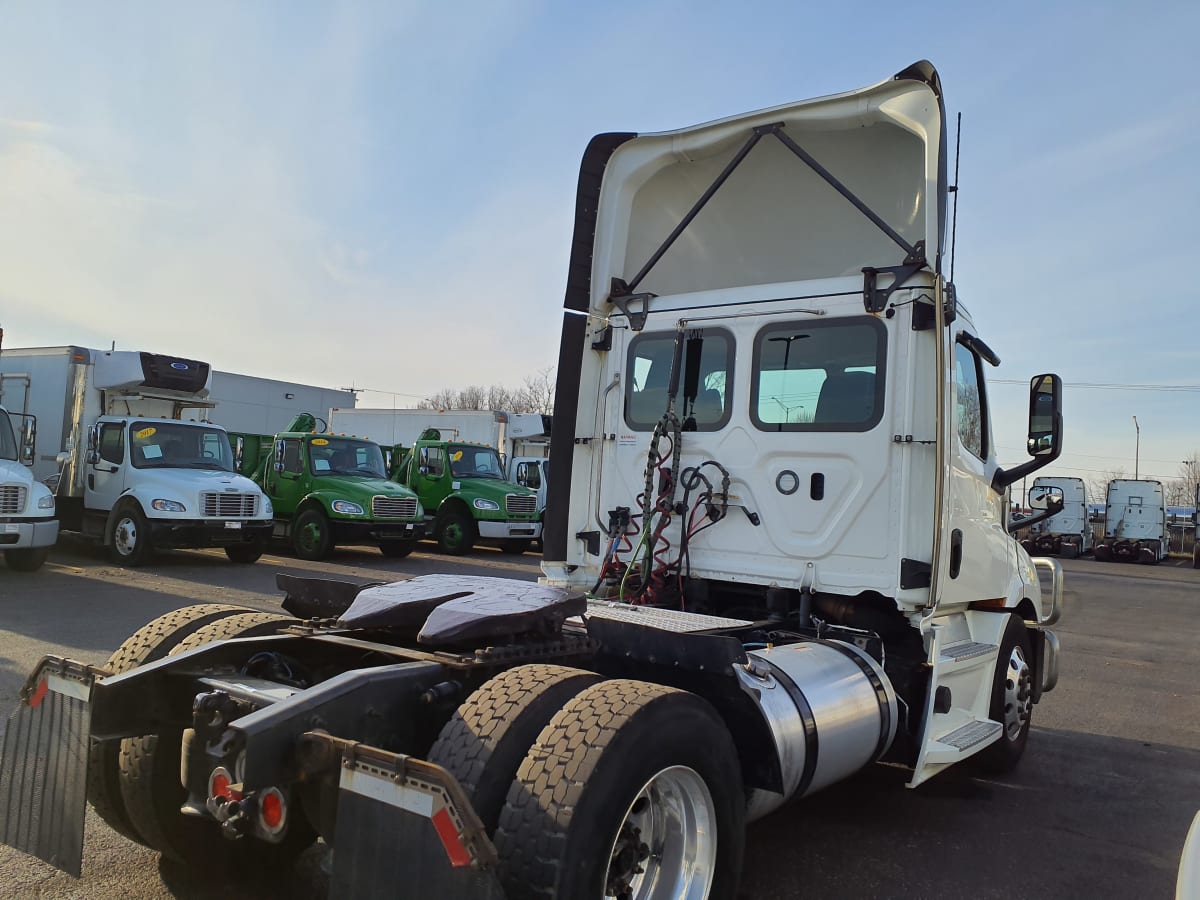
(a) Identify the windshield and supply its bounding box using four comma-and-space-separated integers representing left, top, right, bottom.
0, 411, 16, 461
130, 421, 235, 471
448, 444, 504, 479
308, 436, 387, 478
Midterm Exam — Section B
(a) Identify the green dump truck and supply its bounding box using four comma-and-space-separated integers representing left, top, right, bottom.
233, 414, 424, 560
390, 428, 541, 555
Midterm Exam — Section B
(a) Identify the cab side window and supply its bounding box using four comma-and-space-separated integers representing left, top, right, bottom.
954, 341, 989, 460
421, 446, 445, 477
281, 439, 303, 474
98, 424, 124, 464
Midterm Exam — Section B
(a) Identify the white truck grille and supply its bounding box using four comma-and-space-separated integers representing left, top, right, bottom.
505, 494, 537, 516
201, 492, 258, 518
372, 496, 418, 519
0, 485, 26, 515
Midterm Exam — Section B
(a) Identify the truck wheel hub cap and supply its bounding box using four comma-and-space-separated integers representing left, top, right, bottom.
604, 765, 716, 900
1003, 647, 1032, 740
115, 518, 137, 555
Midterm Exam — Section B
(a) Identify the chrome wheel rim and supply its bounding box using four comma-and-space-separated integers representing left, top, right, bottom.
114, 516, 138, 557
1002, 645, 1033, 740
603, 765, 716, 900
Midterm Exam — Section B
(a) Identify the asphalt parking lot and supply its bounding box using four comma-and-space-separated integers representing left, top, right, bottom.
0, 543, 1196, 899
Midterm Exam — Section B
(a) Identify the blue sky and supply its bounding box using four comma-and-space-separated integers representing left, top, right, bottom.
1, 1, 1197, 494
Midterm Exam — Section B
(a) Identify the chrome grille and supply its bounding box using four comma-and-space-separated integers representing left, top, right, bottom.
505, 494, 537, 516
0, 485, 27, 515
372, 496, 418, 519
201, 492, 258, 518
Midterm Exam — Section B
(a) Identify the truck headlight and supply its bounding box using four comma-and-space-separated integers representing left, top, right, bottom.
262, 496, 273, 517
332, 500, 364, 515
152, 499, 186, 512
38, 495, 55, 510
473, 498, 500, 511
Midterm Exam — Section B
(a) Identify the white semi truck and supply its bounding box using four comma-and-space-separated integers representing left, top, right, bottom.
0, 346, 274, 566
0, 62, 1065, 899
0, 357, 58, 570
1094, 478, 1167, 564
1022, 476, 1092, 558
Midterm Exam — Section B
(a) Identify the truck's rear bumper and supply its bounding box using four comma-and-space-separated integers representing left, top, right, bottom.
477, 520, 541, 540
330, 519, 425, 544
0, 517, 59, 549
147, 519, 273, 549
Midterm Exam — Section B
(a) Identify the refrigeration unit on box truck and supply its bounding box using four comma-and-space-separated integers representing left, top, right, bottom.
1094, 478, 1167, 564
1, 62, 1068, 899
1021, 476, 1092, 558
0, 346, 274, 566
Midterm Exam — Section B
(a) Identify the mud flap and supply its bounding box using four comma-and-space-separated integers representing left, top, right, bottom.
0, 657, 102, 877
322, 735, 505, 900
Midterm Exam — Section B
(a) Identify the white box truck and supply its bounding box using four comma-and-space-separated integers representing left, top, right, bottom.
0, 346, 274, 566
0, 353, 58, 570
1, 62, 1067, 898
1021, 476, 1092, 558
1094, 478, 1167, 563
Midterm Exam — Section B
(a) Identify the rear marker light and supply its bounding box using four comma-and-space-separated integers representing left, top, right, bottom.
258, 786, 287, 837
208, 766, 241, 802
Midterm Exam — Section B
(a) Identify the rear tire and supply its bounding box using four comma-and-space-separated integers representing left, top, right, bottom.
975, 615, 1033, 773
87, 604, 253, 845
118, 612, 310, 869
379, 539, 418, 558
109, 504, 154, 567
5, 547, 49, 571
225, 541, 265, 564
428, 665, 603, 835
495, 679, 745, 900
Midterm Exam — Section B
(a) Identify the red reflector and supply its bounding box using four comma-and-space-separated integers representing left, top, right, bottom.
261, 790, 284, 829
28, 679, 49, 710
431, 807, 472, 867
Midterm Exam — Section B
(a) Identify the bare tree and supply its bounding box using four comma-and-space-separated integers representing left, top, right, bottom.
516, 367, 555, 415
416, 368, 556, 415
1086, 467, 1126, 507
1166, 453, 1200, 506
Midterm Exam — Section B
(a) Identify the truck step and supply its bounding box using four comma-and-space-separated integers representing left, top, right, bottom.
937, 640, 997, 673
582, 602, 753, 634
922, 716, 1002, 765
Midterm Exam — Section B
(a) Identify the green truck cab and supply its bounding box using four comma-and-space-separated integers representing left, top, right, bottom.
233, 414, 424, 560
390, 428, 541, 555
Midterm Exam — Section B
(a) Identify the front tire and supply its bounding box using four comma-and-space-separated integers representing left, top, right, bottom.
975, 615, 1033, 773
379, 539, 418, 558
436, 508, 476, 555
119, 612, 312, 870
109, 504, 153, 567
495, 679, 745, 900
291, 508, 332, 560
225, 541, 265, 564
5, 547, 49, 571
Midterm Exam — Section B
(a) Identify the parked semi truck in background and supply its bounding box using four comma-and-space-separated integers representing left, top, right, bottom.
0, 346, 274, 565
1094, 478, 1167, 564
232, 413, 424, 560
1021, 476, 1092, 558
0, 331, 58, 569
0, 62, 1066, 899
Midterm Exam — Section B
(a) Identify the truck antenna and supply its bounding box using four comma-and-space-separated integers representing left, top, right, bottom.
949, 112, 962, 283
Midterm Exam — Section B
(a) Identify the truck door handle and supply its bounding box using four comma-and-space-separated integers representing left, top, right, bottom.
949, 529, 963, 579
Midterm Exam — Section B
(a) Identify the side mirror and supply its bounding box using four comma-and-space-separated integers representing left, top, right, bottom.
274, 439, 285, 472
86, 423, 100, 465
992, 373, 1063, 492
234, 436, 245, 470
1026, 374, 1062, 457
1029, 486, 1063, 511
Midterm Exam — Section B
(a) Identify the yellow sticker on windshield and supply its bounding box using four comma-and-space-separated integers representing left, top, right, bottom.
135, 427, 157, 439
451, 450, 463, 462
311, 438, 329, 446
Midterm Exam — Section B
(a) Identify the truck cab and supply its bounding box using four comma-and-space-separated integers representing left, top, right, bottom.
0, 405, 57, 570
394, 431, 541, 554
234, 416, 424, 560
1022, 476, 1092, 558
69, 416, 273, 565
1094, 478, 1167, 564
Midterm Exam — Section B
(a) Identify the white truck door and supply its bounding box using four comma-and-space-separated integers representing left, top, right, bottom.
85, 422, 128, 514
